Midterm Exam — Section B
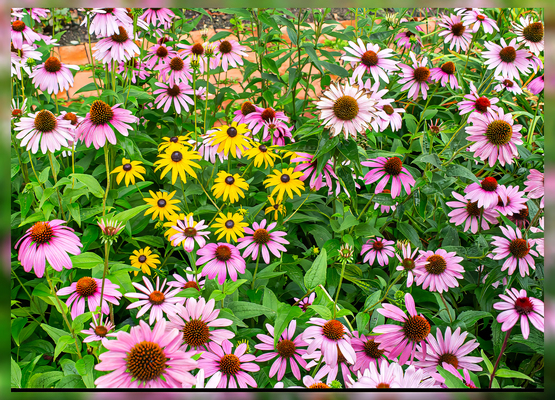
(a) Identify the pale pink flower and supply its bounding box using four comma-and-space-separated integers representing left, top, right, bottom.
153, 81, 195, 114
57, 277, 121, 319
458, 82, 500, 115
351, 332, 385, 372
447, 191, 499, 233
168, 270, 206, 291
438, 14, 473, 52
140, 8, 175, 29
397, 52, 431, 100
414, 249, 464, 293
482, 38, 531, 80
429, 61, 459, 89
512, 16, 544, 55
395, 242, 419, 287
495, 185, 528, 216
524, 169, 544, 207
88, 8, 133, 38
462, 10, 499, 34
144, 43, 177, 69
14, 110, 74, 154
342, 39, 399, 82
11, 20, 40, 49
81, 314, 117, 345
154, 54, 193, 86
494, 76, 524, 95
237, 219, 289, 264
303, 318, 355, 367
93, 26, 140, 64
527, 75, 544, 95
361, 156, 416, 199
214, 39, 248, 71
170, 215, 210, 252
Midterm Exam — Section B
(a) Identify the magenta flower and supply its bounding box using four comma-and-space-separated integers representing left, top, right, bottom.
57, 276, 121, 319
464, 177, 504, 209
154, 54, 193, 87
398, 53, 431, 100
530, 217, 544, 257
430, 61, 459, 89
170, 215, 210, 252
395, 31, 422, 50
295, 292, 316, 312
493, 288, 544, 339
413, 249, 464, 293
292, 152, 338, 194
361, 237, 395, 266
166, 297, 234, 352
482, 38, 531, 80
245, 105, 289, 136
93, 26, 139, 64
140, 8, 175, 28
495, 185, 528, 216
348, 359, 436, 388
458, 82, 500, 116
441, 364, 478, 388
153, 81, 195, 114
438, 14, 473, 52
255, 320, 308, 380
15, 220, 82, 278
524, 169, 544, 208
303, 318, 355, 367
29, 56, 78, 95
199, 339, 260, 388
341, 39, 399, 82
196, 242, 246, 285
14, 110, 74, 154
214, 39, 248, 71
233, 101, 257, 124
81, 314, 117, 346
304, 348, 353, 385
125, 276, 185, 325
11, 20, 40, 49
88, 8, 132, 38
512, 16, 544, 55
462, 10, 499, 34
95, 319, 197, 388
168, 270, 206, 291
236, 219, 289, 264
263, 118, 294, 146
527, 75, 544, 95
494, 76, 523, 95
491, 225, 538, 277
351, 331, 385, 372
362, 156, 416, 199
395, 242, 419, 287
144, 43, 177, 69
446, 191, 499, 233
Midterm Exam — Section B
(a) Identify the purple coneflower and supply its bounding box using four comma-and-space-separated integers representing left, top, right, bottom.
82, 314, 117, 345
12, 8, 50, 23
464, 177, 504, 209
446, 191, 499, 233
493, 288, 544, 339
11, 20, 40, 49
395, 31, 422, 50
491, 225, 538, 277
482, 38, 531, 80
413, 249, 464, 293
236, 219, 289, 264
214, 39, 248, 71
351, 332, 385, 372
512, 16, 544, 55
153, 81, 195, 114
262, 118, 294, 146
341, 39, 399, 82
57, 276, 121, 319
145, 43, 177, 69
93, 26, 139, 64
348, 359, 436, 388
530, 217, 544, 257
196, 242, 246, 285
495, 185, 527, 216
87, 8, 132, 38
10, 43, 41, 79
395, 242, 419, 287
527, 75, 544, 95
245, 105, 289, 136
361, 156, 416, 199
398, 52, 430, 100
168, 270, 205, 291
292, 152, 337, 194
438, 14, 472, 52
494, 76, 523, 95
523, 169, 544, 208
441, 364, 478, 388
155, 54, 193, 86
304, 348, 353, 385
295, 292, 316, 312
140, 8, 175, 28
303, 318, 355, 367
361, 237, 395, 266
458, 82, 499, 115
429, 61, 459, 89
462, 10, 499, 33
14, 110, 74, 154
170, 215, 210, 252
29, 56, 78, 94
233, 101, 258, 124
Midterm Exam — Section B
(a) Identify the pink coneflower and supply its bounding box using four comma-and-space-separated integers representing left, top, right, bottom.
14, 110, 74, 154
413, 249, 464, 293
11, 20, 40, 49
295, 292, 316, 312
97, 217, 125, 245
465, 109, 523, 167
57, 276, 121, 319
77, 100, 137, 149
292, 152, 337, 194
245, 105, 289, 136
168, 270, 206, 291
193, 369, 222, 388
447, 191, 499, 233
351, 332, 385, 372
527, 75, 544, 95
464, 177, 504, 209
11, 98, 27, 121
494, 76, 523, 95
196, 242, 246, 285
316, 82, 376, 139
512, 16, 544, 55
170, 215, 210, 252
441, 364, 478, 388
361, 237, 395, 266
458, 82, 500, 115
508, 204, 531, 229
303, 318, 355, 367
233, 101, 258, 124
116, 58, 150, 83
214, 39, 248, 71
342, 39, 399, 82
166, 297, 234, 352
361, 156, 416, 199
88, 8, 132, 38
395, 242, 419, 287
493, 288, 544, 339
348, 360, 437, 388
374, 293, 430, 365
530, 217, 544, 257
140, 8, 175, 28
482, 38, 531, 80
455, 8, 484, 16
10, 43, 41, 79
178, 42, 218, 72
527, 52, 543, 72
236, 219, 289, 264
199, 339, 260, 388
430, 61, 459, 89
255, 320, 308, 380
462, 10, 499, 34
81, 314, 117, 345
197, 133, 226, 163
29, 56, 78, 94
395, 31, 422, 50
155, 54, 193, 86
153, 82, 195, 114
415, 327, 482, 374
125, 276, 185, 325
144, 43, 177, 69
15, 220, 82, 278
524, 169, 544, 208
95, 319, 197, 388
262, 119, 294, 146
12, 8, 50, 22
358, 79, 389, 132
378, 103, 404, 132
491, 225, 538, 277
398, 52, 431, 100
438, 14, 472, 52
304, 348, 353, 385
495, 185, 527, 216
93, 26, 139, 64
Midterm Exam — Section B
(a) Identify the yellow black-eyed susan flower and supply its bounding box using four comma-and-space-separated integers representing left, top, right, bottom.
265, 197, 286, 220
158, 135, 192, 153
130, 246, 160, 276
144, 190, 180, 221
207, 122, 251, 158
154, 146, 202, 185
243, 143, 278, 168
263, 168, 305, 202
211, 171, 249, 203
111, 158, 146, 187
212, 212, 249, 243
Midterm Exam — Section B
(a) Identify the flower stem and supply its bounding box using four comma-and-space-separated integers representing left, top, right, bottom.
48, 151, 66, 221
439, 292, 453, 323
203, 61, 211, 134
284, 193, 311, 223
98, 241, 110, 319
311, 354, 324, 378
251, 257, 261, 290
489, 327, 513, 389
102, 145, 110, 216
333, 260, 347, 319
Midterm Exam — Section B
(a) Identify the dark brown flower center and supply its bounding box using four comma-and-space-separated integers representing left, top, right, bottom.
372, 240, 384, 251
138, 255, 147, 263
425, 255, 447, 275
227, 127, 238, 138
402, 258, 415, 271
364, 338, 385, 359
322, 320, 344, 341
259, 144, 267, 152
219, 40, 232, 54
215, 245, 232, 262
225, 175, 235, 185
502, 79, 514, 88
402, 315, 431, 342
280, 174, 290, 183
413, 66, 430, 82
276, 339, 296, 358
514, 205, 529, 220
182, 319, 210, 347
111, 26, 129, 43
261, 108, 276, 122
63, 112, 78, 125
183, 281, 200, 290
167, 85, 181, 96
383, 156, 403, 176
156, 45, 168, 58
383, 105, 394, 115
13, 20, 26, 32
486, 120, 512, 145
94, 326, 108, 337
170, 136, 179, 143
241, 101, 256, 116
253, 229, 270, 245
76, 277, 98, 297
514, 297, 534, 315
123, 163, 132, 171
148, 290, 165, 305
509, 238, 530, 259
361, 50, 379, 67
451, 22, 466, 36
481, 177, 498, 191
126, 341, 168, 382
499, 46, 517, 63
30, 221, 54, 244
34, 110, 57, 133
157, 199, 167, 208
332, 95, 359, 121
523, 22, 544, 43
191, 43, 204, 55
475, 97, 491, 113
309, 382, 330, 389
184, 227, 197, 237
440, 61, 455, 75
103, 8, 114, 13
44, 56, 62, 73
466, 201, 481, 217
169, 56, 184, 71
89, 100, 114, 125
219, 354, 241, 376
224, 220, 235, 229
438, 352, 459, 368
171, 151, 183, 162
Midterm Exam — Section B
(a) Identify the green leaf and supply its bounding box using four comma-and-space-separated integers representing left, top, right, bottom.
111, 204, 150, 224
422, 109, 438, 120
273, 303, 303, 347
495, 369, 533, 381
320, 61, 349, 78
481, 349, 493, 374
76, 355, 95, 388
227, 301, 276, 320
437, 366, 468, 389
11, 358, 22, 388
309, 304, 332, 319
12, 317, 28, 346
208, 30, 232, 42
70, 173, 104, 198
304, 248, 328, 290
67, 203, 81, 227
28, 371, 64, 388
363, 290, 382, 312
70, 252, 103, 269
72, 312, 92, 335
54, 336, 75, 360
397, 222, 420, 247
41, 324, 71, 343
223, 279, 248, 295
445, 165, 479, 183
457, 311, 491, 328
356, 312, 370, 334
263, 287, 279, 312
56, 374, 86, 388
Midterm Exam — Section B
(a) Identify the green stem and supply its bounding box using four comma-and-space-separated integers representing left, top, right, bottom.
251, 257, 261, 290
48, 152, 66, 221
102, 145, 110, 216
98, 241, 110, 319
203, 59, 211, 134
489, 327, 513, 388
439, 292, 453, 323
333, 261, 347, 319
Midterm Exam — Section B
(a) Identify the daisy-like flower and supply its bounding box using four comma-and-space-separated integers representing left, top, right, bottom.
199, 339, 259, 388
214, 39, 248, 71
263, 168, 305, 202
233, 101, 257, 124
11, 98, 27, 120
458, 82, 500, 116
395, 242, 419, 287
398, 52, 431, 100
482, 38, 531, 80
245, 105, 289, 136
441, 364, 479, 388
193, 369, 222, 389
524, 169, 544, 207
168, 270, 205, 291
10, 43, 41, 79
140, 8, 175, 28
111, 158, 146, 187
493, 288, 544, 339
462, 10, 499, 34
446, 191, 499, 234
237, 219, 289, 264
429, 61, 459, 89
351, 332, 385, 372
316, 82, 376, 139
527, 51, 543, 72
465, 108, 523, 167
362, 156, 415, 199
207, 122, 252, 158
530, 217, 544, 257
303, 318, 355, 367
93, 26, 139, 64
464, 177, 504, 209
495, 185, 528, 216
455, 8, 484, 16
341, 39, 399, 83
95, 319, 197, 388
11, 20, 40, 49
361, 237, 395, 267
349, 360, 436, 388
196, 242, 246, 285
395, 31, 422, 50
494, 76, 523, 95
262, 118, 294, 146
87, 8, 132, 38
304, 348, 353, 385
130, 247, 161, 276
153, 81, 195, 114
265, 197, 287, 220
125, 276, 185, 325
170, 215, 210, 252
374, 293, 430, 365
378, 103, 405, 132
491, 225, 538, 277
77, 100, 137, 149
197, 133, 226, 163
144, 190, 180, 221
255, 320, 308, 380
512, 16, 544, 55
97, 217, 125, 245
167, 298, 234, 352
415, 327, 482, 373
15, 220, 82, 278
57, 276, 121, 319
29, 56, 78, 95
159, 135, 192, 153
145, 43, 177, 69
155, 54, 193, 87
212, 172, 249, 204
12, 7, 50, 22
438, 14, 472, 52
508, 204, 531, 229
527, 75, 544, 95
292, 152, 339, 194
212, 212, 249, 243
14, 110, 73, 154
82, 314, 117, 346
413, 249, 464, 293
243, 143, 278, 169
295, 292, 316, 312
154, 147, 202, 185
